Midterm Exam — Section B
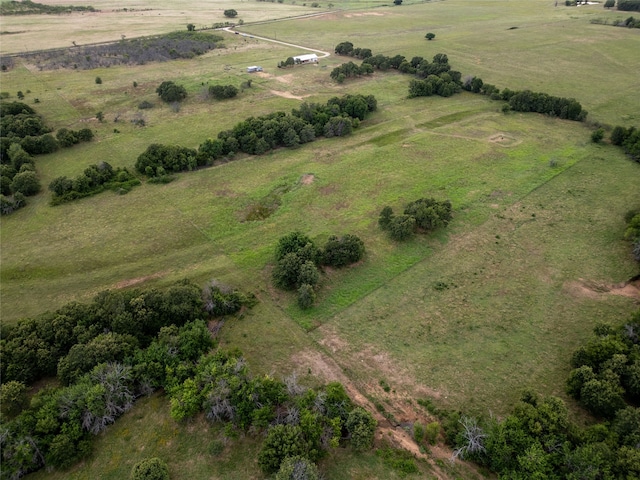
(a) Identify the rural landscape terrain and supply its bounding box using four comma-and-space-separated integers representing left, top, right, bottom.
1, 0, 639, 478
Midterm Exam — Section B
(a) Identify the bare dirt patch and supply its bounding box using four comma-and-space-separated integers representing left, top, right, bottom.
291, 346, 460, 479
564, 278, 640, 301
273, 73, 295, 85
270, 89, 304, 100
113, 271, 167, 289
489, 133, 521, 147
300, 174, 315, 185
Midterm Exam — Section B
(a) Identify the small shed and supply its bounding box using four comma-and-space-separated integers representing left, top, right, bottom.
293, 54, 318, 65
247, 66, 263, 73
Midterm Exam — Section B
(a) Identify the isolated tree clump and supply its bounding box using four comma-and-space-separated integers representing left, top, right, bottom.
379, 198, 452, 241
209, 84, 239, 100
224, 9, 238, 17
320, 234, 365, 267
425, 32, 436, 40
156, 81, 187, 103
130, 457, 169, 480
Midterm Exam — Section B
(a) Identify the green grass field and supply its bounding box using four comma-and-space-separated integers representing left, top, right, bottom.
1, 0, 639, 478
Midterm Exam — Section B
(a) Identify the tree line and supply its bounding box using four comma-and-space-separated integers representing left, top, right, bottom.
0, 101, 94, 214
333, 41, 587, 121
48, 161, 140, 205
135, 94, 377, 177
436, 308, 640, 478
12, 31, 224, 71
0, 277, 375, 478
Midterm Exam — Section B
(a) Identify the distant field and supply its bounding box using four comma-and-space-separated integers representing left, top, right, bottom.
1, 0, 639, 478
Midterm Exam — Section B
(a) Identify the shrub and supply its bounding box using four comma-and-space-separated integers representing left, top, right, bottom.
388, 214, 416, 241
404, 197, 453, 232
156, 81, 187, 103
130, 457, 169, 480
346, 407, 377, 451
413, 422, 425, 443
275, 456, 320, 480
275, 232, 317, 262
0, 381, 28, 419
258, 425, 308, 474
378, 206, 394, 230
10, 170, 40, 196
320, 234, 365, 267
138, 100, 154, 109
425, 32, 436, 40
223, 9, 238, 17
425, 421, 440, 445
297, 284, 316, 309
95, 76, 102, 84
591, 128, 605, 143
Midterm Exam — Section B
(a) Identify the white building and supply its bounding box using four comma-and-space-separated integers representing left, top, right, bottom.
293, 54, 318, 65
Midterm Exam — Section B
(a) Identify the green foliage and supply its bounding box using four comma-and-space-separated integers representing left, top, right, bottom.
0, 380, 28, 419
275, 455, 320, 480
508, 90, 586, 121
297, 283, 316, 309
378, 206, 394, 230
376, 447, 419, 475
403, 197, 453, 232
412, 422, 425, 443
0, 1, 96, 15
49, 161, 139, 204
135, 143, 199, 176
156, 81, 187, 103
425, 32, 436, 40
224, 9, 238, 17
618, 0, 640, 11
57, 332, 139, 385
130, 457, 169, 480
604, 0, 616, 7
10, 170, 40, 196
320, 234, 365, 267
388, 214, 416, 241
425, 422, 440, 445
258, 425, 308, 474
346, 407, 377, 451
201, 280, 251, 317
95, 76, 102, 84
209, 84, 239, 100
591, 128, 605, 143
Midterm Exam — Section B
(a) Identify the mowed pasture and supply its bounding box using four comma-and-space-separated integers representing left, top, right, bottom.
1, 0, 640, 478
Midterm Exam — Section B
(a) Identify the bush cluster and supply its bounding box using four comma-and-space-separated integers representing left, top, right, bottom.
0, 280, 205, 385
49, 161, 140, 204
14, 31, 223, 71
567, 315, 640, 418
136, 95, 377, 177
156, 81, 187, 103
209, 84, 239, 100
272, 232, 365, 308
610, 125, 640, 161
166, 350, 374, 475
618, 0, 640, 11
379, 198, 453, 241
0, 320, 214, 478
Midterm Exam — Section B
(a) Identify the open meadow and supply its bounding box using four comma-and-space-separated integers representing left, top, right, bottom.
1, 0, 639, 478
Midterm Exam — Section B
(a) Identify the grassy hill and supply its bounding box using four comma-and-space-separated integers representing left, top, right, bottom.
1, 0, 639, 478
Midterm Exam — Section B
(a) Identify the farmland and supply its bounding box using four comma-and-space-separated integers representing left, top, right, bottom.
1, 0, 639, 478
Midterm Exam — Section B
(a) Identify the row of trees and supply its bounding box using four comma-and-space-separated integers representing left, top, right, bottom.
0, 280, 207, 385
1, 101, 96, 214
444, 311, 640, 478
16, 31, 224, 71
379, 197, 453, 241
610, 124, 640, 161
166, 349, 376, 475
272, 232, 365, 309
0, 320, 215, 477
332, 41, 587, 122
135, 94, 377, 177
48, 161, 140, 204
